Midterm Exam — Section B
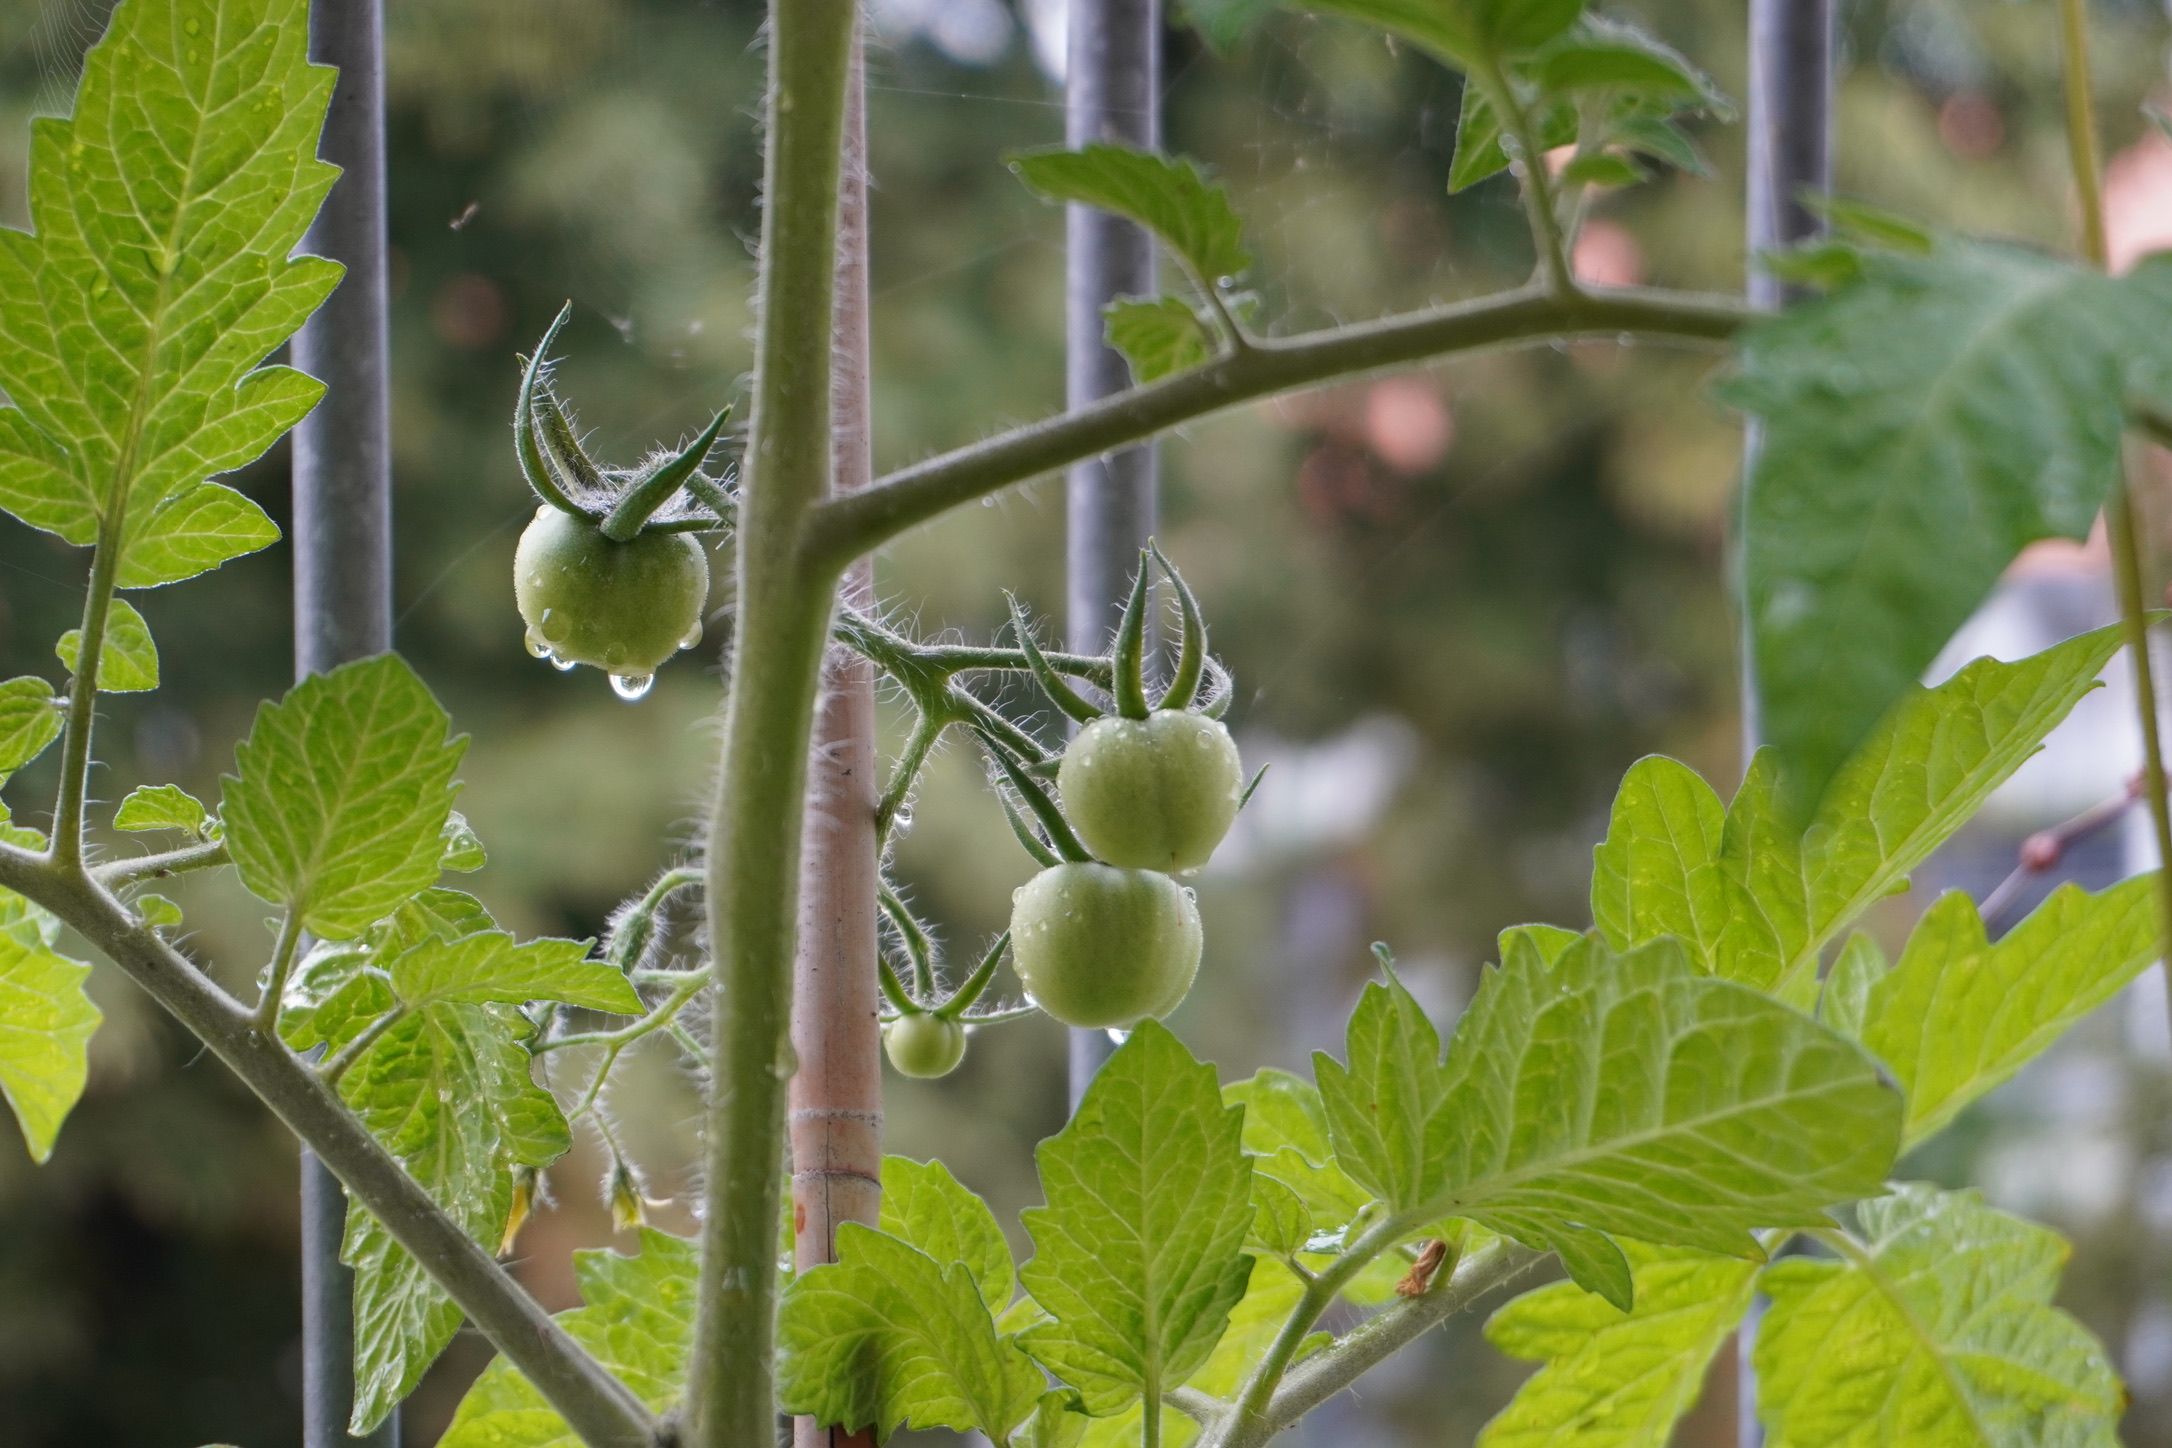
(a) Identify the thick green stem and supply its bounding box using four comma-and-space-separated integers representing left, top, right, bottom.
686, 1, 859, 1442
95, 837, 231, 888
2055, 0, 2172, 1036
804, 284, 1749, 568
0, 844, 656, 1447
254, 908, 305, 1031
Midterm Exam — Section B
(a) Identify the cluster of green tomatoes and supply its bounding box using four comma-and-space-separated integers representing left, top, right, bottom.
503, 309, 1245, 1085
883, 550, 1246, 1079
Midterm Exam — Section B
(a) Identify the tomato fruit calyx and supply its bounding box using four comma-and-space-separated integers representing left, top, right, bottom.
1009, 862, 1202, 1028
1059, 710, 1244, 872
883, 1012, 968, 1078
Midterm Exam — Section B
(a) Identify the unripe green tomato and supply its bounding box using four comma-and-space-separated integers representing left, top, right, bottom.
514, 506, 710, 677
884, 1013, 967, 1079
1009, 862, 1202, 1028
1058, 711, 1244, 873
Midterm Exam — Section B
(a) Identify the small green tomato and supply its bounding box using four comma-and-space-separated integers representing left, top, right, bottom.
1009, 862, 1201, 1028
514, 507, 709, 681
883, 1012, 967, 1079
1058, 711, 1243, 872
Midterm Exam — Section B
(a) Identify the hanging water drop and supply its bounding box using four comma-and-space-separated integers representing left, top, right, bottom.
523, 628, 551, 659
550, 655, 577, 673
538, 606, 570, 643
1104, 1027, 1131, 1045
680, 619, 704, 650
610, 672, 655, 701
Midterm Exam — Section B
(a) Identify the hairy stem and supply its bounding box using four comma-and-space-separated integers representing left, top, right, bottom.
254, 908, 306, 1031
0, 845, 656, 1447
94, 837, 231, 887
2055, 0, 2172, 1035
1480, 54, 1575, 293
687, 0, 860, 1441
804, 284, 1749, 567
51, 516, 122, 867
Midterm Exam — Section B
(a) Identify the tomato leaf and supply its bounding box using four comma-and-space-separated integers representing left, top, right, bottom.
1012, 145, 1251, 286
0, 0, 337, 585
1104, 296, 1216, 382
113, 783, 215, 836
440, 1229, 697, 1448
880, 1156, 1017, 1314
223, 654, 466, 940
1756, 1187, 2122, 1446
385, 930, 636, 1014
56, 597, 158, 692
1019, 1020, 1256, 1414
1287, 0, 1584, 69
0, 926, 99, 1164
1857, 879, 2162, 1147
1724, 243, 2172, 810
1480, 1245, 1759, 1447
1317, 937, 1900, 1295
0, 678, 63, 775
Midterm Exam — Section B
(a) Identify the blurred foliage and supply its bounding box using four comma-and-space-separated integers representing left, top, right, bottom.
1, 0, 2170, 1442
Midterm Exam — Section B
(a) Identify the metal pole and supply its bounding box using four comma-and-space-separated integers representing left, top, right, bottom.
1064, 0, 1163, 1108
1738, 0, 1833, 1438
292, 2, 396, 1443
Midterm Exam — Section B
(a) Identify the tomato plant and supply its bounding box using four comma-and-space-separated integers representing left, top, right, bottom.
1, 0, 2170, 1445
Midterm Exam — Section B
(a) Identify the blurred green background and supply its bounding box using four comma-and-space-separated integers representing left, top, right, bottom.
4, 0, 2172, 1442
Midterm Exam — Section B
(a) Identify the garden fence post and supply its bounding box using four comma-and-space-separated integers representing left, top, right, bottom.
1737, 0, 1834, 1439
790, 17, 882, 1448
1064, 0, 1164, 1108
291, 1, 397, 1444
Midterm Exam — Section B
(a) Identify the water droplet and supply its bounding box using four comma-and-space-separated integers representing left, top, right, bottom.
680, 619, 704, 650
550, 655, 578, 673
523, 628, 551, 659
610, 672, 655, 701
1105, 1028, 1131, 1045
538, 607, 570, 643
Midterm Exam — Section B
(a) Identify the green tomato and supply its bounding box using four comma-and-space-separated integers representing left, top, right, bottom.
1058, 711, 1244, 873
1009, 863, 1201, 1028
514, 506, 709, 678
883, 1013, 967, 1079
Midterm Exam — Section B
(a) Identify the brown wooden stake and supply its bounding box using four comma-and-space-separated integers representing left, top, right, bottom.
789, 15, 882, 1448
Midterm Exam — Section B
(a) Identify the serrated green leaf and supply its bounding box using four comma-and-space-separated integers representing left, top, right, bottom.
0, 0, 333, 581
1020, 1020, 1256, 1414
1725, 242, 2172, 808
1319, 938, 1900, 1275
1012, 146, 1250, 284
1559, 152, 1647, 188
0, 927, 99, 1163
114, 783, 214, 836
1756, 1186, 2122, 1447
386, 930, 634, 1014
1614, 116, 1707, 175
1104, 297, 1215, 383
1248, 1172, 1312, 1257
1532, 17, 1728, 110
0, 678, 62, 775
440, 1229, 696, 1448
1499, 922, 1582, 968
223, 654, 466, 940
1076, 1256, 1314, 1447
1480, 1244, 1758, 1447
57, 597, 158, 692
879, 1156, 1016, 1313
116, 483, 282, 588
778, 1222, 1046, 1442
1818, 933, 1885, 1040
1859, 879, 2161, 1147
134, 893, 183, 929
340, 1000, 567, 1431
1598, 628, 2128, 1003
440, 813, 486, 872
1802, 195, 1936, 254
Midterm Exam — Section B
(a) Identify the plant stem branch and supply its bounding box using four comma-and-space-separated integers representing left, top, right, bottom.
1479, 55, 1575, 293
687, 0, 859, 1441
255, 909, 305, 1031
318, 1003, 409, 1090
2055, 0, 2172, 1035
94, 837, 231, 887
51, 517, 122, 868
805, 284, 1750, 567
0, 848, 657, 1448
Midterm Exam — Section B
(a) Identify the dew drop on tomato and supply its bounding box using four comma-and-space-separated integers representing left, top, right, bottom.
610, 672, 655, 701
